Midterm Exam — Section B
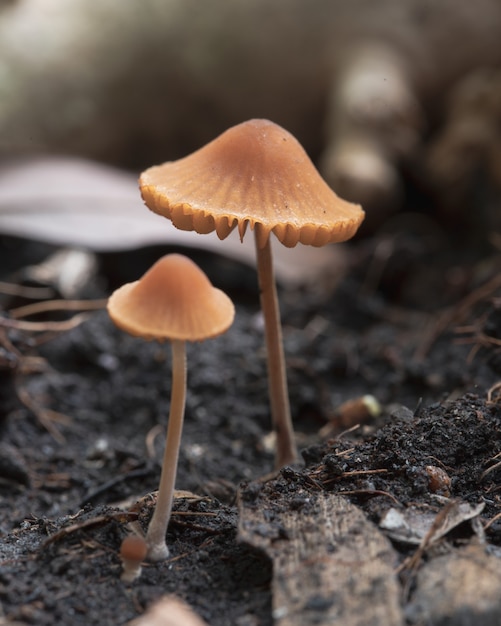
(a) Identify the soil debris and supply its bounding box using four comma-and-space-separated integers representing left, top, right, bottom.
1, 232, 501, 624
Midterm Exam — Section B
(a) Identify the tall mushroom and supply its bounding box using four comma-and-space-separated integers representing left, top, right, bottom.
107, 254, 234, 561
139, 119, 364, 468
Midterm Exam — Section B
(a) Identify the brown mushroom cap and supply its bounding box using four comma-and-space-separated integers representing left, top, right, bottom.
120, 535, 148, 563
107, 254, 235, 341
139, 119, 365, 248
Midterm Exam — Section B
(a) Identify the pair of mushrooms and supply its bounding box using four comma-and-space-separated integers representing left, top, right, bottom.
108, 119, 364, 562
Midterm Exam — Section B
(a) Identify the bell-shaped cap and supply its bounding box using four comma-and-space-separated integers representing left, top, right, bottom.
140, 119, 365, 248
107, 254, 235, 342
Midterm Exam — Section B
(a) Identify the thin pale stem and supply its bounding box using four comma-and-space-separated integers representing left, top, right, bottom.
255, 227, 297, 467
146, 339, 187, 561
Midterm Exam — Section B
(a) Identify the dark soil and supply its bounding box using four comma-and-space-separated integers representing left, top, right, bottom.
1, 220, 501, 625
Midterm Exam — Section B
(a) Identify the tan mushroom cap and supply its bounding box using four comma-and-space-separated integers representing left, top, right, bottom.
140, 119, 365, 248
107, 254, 235, 342
120, 535, 148, 563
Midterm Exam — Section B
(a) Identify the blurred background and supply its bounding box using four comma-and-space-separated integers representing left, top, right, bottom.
1, 0, 501, 291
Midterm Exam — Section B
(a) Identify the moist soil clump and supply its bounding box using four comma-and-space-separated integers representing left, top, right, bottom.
1, 232, 501, 625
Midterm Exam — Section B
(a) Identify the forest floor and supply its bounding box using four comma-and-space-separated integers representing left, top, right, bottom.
1, 211, 501, 625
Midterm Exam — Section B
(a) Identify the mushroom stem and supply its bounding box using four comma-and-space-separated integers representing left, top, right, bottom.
254, 226, 297, 468
146, 339, 187, 561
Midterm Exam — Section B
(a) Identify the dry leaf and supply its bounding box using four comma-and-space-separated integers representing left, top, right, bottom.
380, 500, 485, 545
0, 157, 347, 287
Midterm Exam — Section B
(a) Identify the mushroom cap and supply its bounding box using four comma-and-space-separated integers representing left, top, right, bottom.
120, 535, 148, 563
139, 119, 365, 248
107, 254, 235, 342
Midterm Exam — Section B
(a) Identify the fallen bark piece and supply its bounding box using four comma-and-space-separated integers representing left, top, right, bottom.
407, 542, 501, 626
127, 595, 208, 626
238, 482, 403, 626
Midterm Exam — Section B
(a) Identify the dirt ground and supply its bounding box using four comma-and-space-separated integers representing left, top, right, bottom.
1, 204, 501, 624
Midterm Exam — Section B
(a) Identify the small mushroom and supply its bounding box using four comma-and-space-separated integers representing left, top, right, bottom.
120, 534, 148, 582
107, 254, 234, 561
139, 119, 364, 468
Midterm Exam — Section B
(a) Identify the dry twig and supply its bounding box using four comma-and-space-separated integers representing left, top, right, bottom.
9, 298, 107, 319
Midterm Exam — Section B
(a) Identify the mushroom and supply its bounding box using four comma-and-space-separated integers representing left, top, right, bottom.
139, 119, 364, 468
120, 534, 148, 582
107, 254, 234, 561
